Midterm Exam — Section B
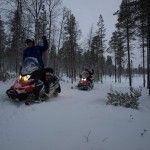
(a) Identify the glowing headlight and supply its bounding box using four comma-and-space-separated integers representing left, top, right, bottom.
19, 75, 31, 81
19, 75, 22, 80
81, 78, 86, 81
23, 75, 31, 81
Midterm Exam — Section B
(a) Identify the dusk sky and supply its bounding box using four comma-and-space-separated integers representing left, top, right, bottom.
63, 0, 122, 41
62, 0, 141, 66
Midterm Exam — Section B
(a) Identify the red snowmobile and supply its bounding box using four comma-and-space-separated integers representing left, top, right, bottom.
77, 70, 94, 90
6, 57, 61, 105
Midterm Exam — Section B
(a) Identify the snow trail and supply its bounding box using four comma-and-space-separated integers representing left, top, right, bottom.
0, 77, 150, 150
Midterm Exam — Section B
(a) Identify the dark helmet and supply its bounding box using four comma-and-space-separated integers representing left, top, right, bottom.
25, 39, 35, 45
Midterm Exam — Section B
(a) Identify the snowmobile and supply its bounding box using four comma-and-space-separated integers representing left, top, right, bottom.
6, 57, 61, 105
77, 71, 94, 90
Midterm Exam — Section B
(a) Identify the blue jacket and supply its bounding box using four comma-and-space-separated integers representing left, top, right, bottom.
23, 38, 48, 68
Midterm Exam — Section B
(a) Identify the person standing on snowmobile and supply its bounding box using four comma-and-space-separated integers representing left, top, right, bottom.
23, 36, 48, 68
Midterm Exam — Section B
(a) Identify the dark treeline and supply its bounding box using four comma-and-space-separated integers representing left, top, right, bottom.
0, 0, 150, 93
110, 0, 150, 93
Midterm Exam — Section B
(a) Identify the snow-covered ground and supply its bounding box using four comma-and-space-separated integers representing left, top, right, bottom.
0, 76, 150, 150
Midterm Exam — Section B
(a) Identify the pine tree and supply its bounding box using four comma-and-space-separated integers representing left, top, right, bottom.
90, 14, 106, 82
132, 0, 147, 87
120, 0, 150, 93
75, 48, 83, 75
0, 16, 6, 80
138, 0, 150, 94
90, 35, 101, 80
62, 11, 80, 83
137, 18, 147, 87
10, 4, 24, 73
109, 30, 125, 83
105, 56, 113, 77
83, 49, 91, 69
116, 0, 136, 87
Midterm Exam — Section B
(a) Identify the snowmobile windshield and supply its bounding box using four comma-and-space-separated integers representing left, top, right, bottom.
81, 71, 89, 79
21, 57, 40, 75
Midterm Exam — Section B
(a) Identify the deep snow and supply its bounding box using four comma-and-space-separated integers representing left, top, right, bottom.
0, 76, 150, 150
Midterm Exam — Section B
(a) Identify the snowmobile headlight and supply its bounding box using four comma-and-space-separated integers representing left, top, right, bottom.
81, 78, 86, 81
19, 75, 22, 80
19, 75, 31, 81
23, 75, 31, 81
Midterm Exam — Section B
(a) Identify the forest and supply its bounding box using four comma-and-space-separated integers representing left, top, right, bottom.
0, 0, 150, 94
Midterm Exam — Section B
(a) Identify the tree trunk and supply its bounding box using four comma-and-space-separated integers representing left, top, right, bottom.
147, 9, 150, 95
142, 35, 146, 87
126, 19, 132, 87
141, 17, 146, 87
115, 58, 117, 83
